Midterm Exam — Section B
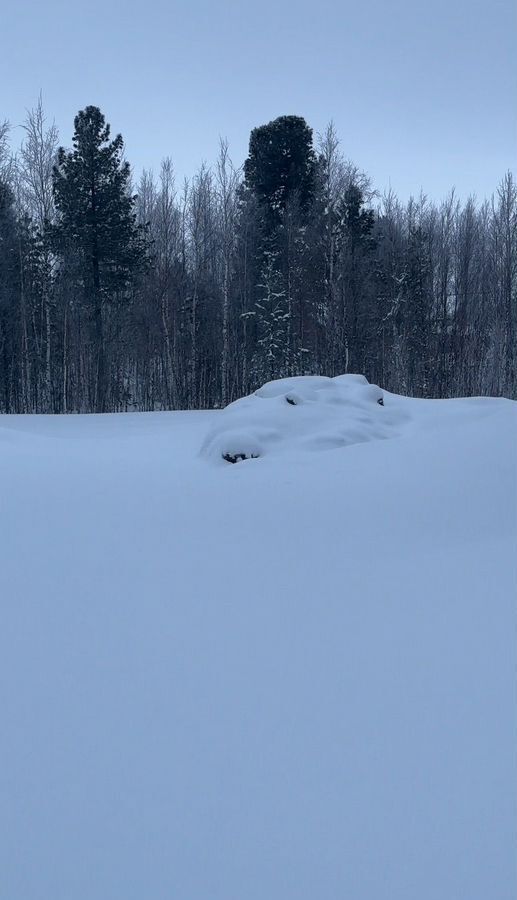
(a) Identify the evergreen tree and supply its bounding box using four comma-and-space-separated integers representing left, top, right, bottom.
341, 184, 375, 248
52, 106, 147, 411
243, 115, 316, 230
242, 116, 318, 384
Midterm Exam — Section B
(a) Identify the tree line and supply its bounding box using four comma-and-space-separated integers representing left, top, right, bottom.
0, 100, 515, 413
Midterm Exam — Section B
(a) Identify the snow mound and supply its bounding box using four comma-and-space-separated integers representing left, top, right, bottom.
201, 374, 408, 463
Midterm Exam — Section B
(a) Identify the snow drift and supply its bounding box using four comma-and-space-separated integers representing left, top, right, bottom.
201, 374, 409, 463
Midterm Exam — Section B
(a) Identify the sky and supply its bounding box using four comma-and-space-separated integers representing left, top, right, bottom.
1, 0, 515, 202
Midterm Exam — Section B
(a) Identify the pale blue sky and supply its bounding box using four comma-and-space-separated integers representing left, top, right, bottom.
2, 0, 515, 200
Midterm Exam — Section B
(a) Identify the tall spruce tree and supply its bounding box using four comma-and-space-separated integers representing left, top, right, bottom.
52, 106, 147, 411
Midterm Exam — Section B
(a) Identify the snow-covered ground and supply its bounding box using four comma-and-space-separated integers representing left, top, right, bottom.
2, 381, 516, 900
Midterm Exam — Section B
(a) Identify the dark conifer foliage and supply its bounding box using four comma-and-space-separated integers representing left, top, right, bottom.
243, 116, 317, 228
0, 104, 515, 413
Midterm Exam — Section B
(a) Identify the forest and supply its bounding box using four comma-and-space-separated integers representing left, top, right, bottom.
0, 100, 515, 413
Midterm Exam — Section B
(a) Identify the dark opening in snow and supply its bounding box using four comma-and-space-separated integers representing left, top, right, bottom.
222, 452, 260, 464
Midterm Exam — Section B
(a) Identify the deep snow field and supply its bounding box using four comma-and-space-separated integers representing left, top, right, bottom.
1, 376, 516, 900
